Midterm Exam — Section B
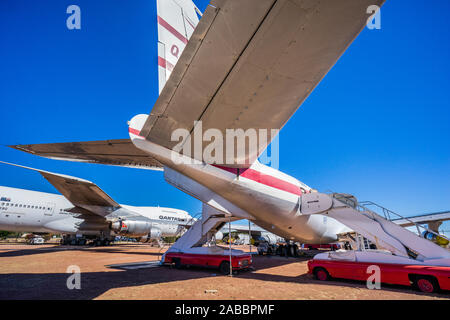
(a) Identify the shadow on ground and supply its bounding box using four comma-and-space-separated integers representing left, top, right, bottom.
0, 244, 164, 258
0, 254, 448, 299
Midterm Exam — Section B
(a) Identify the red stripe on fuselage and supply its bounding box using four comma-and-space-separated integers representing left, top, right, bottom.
157, 16, 188, 44
129, 127, 141, 136
213, 165, 302, 196
158, 56, 174, 72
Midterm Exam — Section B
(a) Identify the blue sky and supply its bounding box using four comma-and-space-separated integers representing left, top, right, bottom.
0, 1, 449, 233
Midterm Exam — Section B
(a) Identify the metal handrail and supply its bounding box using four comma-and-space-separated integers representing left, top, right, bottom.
330, 193, 449, 242
359, 200, 449, 242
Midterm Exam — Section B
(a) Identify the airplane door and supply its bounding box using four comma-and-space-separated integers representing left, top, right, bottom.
45, 202, 55, 216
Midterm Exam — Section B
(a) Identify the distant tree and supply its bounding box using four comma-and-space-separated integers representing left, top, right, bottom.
0, 231, 12, 239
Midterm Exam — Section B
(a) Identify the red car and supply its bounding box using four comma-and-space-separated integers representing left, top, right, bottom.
164, 251, 252, 274
308, 258, 450, 293
304, 243, 341, 251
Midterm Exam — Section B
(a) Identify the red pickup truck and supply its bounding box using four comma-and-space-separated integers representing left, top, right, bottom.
164, 251, 252, 274
308, 258, 450, 293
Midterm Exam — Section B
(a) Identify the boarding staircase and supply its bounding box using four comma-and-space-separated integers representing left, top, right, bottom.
327, 193, 450, 264
160, 204, 238, 258
157, 212, 200, 259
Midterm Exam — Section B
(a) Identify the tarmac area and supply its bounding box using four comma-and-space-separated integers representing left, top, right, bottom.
0, 243, 448, 300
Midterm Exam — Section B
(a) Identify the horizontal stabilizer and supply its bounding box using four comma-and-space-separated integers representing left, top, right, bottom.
141, 0, 386, 167
9, 139, 163, 171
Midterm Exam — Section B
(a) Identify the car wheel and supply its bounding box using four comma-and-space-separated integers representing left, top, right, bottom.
314, 267, 330, 281
219, 261, 230, 275
414, 276, 439, 293
173, 258, 182, 269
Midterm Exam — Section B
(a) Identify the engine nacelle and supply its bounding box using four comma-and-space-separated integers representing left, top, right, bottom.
111, 220, 152, 237
422, 231, 450, 247
139, 228, 162, 242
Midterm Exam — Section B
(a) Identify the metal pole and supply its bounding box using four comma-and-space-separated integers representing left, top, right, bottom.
248, 220, 252, 254
229, 217, 232, 276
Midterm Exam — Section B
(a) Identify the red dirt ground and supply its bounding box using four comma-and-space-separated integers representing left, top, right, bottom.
0, 243, 448, 300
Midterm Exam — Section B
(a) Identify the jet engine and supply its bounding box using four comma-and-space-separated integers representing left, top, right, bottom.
139, 228, 163, 242
422, 231, 450, 247
111, 220, 160, 238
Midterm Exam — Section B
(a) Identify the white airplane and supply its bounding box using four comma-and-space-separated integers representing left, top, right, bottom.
0, 161, 191, 246
10, 0, 450, 265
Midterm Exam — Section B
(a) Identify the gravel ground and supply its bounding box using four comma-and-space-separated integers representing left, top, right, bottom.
0, 243, 448, 300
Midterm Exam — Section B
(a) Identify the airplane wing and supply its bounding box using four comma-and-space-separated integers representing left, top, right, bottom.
393, 211, 450, 228
10, 139, 163, 171
221, 222, 266, 235
0, 161, 120, 217
140, 0, 385, 166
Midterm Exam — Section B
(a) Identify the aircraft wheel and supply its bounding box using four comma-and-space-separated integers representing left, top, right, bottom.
292, 244, 299, 257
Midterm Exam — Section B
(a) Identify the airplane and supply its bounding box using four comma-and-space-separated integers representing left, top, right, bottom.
10, 0, 450, 266
0, 161, 192, 246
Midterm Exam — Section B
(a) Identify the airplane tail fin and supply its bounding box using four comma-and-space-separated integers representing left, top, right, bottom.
157, 0, 201, 93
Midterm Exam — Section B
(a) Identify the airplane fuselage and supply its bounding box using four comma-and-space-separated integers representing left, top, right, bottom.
129, 122, 350, 244
0, 186, 191, 238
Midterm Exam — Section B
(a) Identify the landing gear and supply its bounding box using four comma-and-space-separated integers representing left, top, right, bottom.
60, 235, 112, 246
276, 243, 299, 257
61, 235, 88, 246
93, 239, 111, 246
